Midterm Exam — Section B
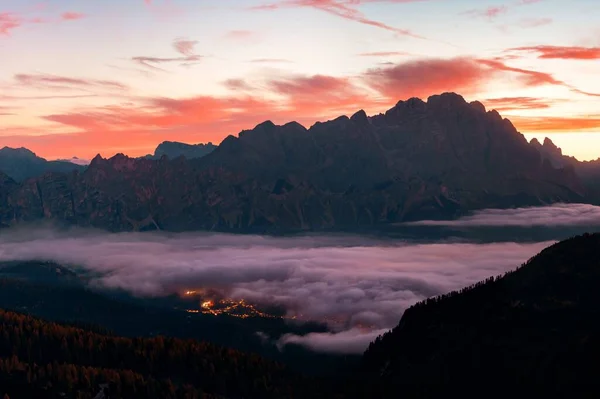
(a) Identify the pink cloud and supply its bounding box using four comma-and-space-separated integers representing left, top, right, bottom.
173, 38, 198, 56
251, 0, 426, 39
132, 37, 202, 71
224, 30, 257, 40
0, 12, 22, 35
1, 10, 87, 36
250, 58, 293, 63
358, 51, 412, 57
517, 17, 552, 28
464, 0, 541, 22
61, 12, 85, 21
464, 5, 508, 19
14, 73, 128, 91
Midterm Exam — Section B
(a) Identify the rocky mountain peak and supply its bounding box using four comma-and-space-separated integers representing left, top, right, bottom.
543, 137, 563, 156
469, 100, 486, 113
89, 154, 106, 167
350, 109, 369, 124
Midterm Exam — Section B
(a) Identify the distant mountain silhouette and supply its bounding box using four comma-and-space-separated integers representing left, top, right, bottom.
531, 137, 600, 202
55, 156, 90, 166
0, 93, 593, 232
144, 141, 217, 160
359, 232, 600, 397
0, 147, 85, 182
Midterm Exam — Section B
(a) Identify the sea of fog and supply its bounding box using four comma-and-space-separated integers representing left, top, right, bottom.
1, 203, 600, 354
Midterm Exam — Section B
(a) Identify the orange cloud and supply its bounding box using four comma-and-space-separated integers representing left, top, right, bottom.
483, 97, 558, 112
363, 56, 580, 101
510, 116, 600, 132
509, 45, 600, 60
366, 55, 585, 102
364, 57, 491, 100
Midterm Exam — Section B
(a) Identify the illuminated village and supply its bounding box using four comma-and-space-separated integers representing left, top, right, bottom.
182, 290, 375, 330
183, 290, 295, 320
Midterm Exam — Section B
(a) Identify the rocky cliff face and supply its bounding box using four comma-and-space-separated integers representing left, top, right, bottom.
0, 93, 589, 232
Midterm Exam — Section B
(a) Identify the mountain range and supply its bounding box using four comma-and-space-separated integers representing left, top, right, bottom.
0, 141, 218, 183
1, 92, 599, 232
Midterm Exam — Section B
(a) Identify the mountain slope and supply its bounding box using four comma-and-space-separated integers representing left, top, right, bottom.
0, 93, 590, 232
360, 232, 600, 397
0, 147, 85, 182
532, 137, 600, 203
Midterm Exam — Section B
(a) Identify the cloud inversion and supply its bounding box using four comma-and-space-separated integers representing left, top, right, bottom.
405, 203, 600, 227
0, 227, 554, 353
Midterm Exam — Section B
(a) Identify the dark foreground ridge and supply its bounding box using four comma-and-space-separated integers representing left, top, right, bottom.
0, 308, 331, 399
1, 93, 596, 233
360, 232, 600, 397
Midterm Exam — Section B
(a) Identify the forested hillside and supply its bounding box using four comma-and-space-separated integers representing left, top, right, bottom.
360, 233, 600, 397
0, 309, 330, 399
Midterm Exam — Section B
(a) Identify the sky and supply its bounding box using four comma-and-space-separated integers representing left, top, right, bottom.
1, 0, 599, 160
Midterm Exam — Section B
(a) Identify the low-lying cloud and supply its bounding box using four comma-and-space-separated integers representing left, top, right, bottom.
0, 226, 554, 353
405, 203, 600, 227
278, 328, 390, 355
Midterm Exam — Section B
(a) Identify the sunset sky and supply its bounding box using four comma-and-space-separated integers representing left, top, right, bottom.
1, 0, 599, 160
